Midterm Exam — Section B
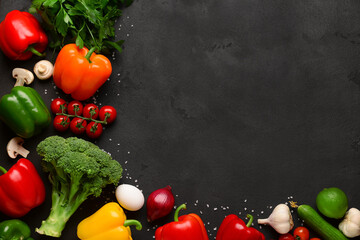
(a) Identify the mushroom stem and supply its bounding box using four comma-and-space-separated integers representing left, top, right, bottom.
14, 77, 25, 87
13, 145, 30, 158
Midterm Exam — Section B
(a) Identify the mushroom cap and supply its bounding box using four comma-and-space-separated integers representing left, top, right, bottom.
34, 60, 54, 80
12, 68, 34, 85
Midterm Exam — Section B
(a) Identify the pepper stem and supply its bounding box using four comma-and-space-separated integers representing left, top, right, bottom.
124, 219, 142, 231
174, 204, 187, 222
84, 47, 98, 63
246, 214, 254, 227
26, 46, 46, 57
0, 166, 7, 174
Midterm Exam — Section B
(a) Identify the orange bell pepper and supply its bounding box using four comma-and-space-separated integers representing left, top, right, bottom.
53, 44, 112, 101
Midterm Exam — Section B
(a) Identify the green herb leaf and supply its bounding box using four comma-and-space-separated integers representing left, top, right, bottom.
31, 0, 132, 53
104, 40, 124, 53
43, 0, 59, 7
55, 8, 68, 37
76, 34, 84, 49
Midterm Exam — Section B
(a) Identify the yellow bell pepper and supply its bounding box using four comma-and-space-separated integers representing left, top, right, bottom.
77, 202, 142, 240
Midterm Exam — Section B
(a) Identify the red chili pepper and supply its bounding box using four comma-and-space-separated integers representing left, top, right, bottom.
155, 204, 209, 240
0, 158, 45, 217
0, 10, 48, 60
216, 214, 265, 240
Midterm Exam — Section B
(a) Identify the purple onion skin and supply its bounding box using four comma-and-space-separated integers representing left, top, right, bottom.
147, 185, 175, 221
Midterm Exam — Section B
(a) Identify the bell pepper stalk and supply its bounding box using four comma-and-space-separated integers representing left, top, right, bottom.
0, 219, 34, 240
155, 204, 209, 240
0, 158, 45, 218
77, 202, 142, 240
0, 10, 48, 60
53, 43, 112, 101
216, 214, 265, 240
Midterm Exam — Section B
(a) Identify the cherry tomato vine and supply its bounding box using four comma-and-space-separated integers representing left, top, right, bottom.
51, 98, 116, 138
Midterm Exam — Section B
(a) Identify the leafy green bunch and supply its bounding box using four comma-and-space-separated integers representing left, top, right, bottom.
30, 0, 133, 53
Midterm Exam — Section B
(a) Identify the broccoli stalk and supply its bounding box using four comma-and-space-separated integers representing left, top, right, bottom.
35, 136, 123, 237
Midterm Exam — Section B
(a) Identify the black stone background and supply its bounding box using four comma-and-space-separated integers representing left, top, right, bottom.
0, 0, 360, 239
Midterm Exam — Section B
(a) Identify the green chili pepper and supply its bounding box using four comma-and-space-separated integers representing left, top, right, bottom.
0, 219, 34, 240
0, 86, 51, 138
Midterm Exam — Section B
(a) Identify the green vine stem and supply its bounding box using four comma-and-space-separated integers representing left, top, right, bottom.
57, 104, 109, 125
56, 112, 108, 125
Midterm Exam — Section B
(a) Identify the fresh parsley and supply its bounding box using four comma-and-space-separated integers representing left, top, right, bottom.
29, 0, 133, 54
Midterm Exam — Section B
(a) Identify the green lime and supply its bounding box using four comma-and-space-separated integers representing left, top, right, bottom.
316, 187, 348, 219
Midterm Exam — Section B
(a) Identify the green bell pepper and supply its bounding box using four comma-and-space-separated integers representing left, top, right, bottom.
0, 219, 34, 240
0, 86, 51, 138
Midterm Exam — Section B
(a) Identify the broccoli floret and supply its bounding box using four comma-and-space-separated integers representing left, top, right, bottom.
35, 136, 122, 237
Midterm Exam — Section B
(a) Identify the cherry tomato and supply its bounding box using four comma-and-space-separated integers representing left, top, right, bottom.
279, 233, 295, 240
53, 115, 70, 132
294, 227, 309, 240
51, 98, 67, 114
67, 100, 83, 116
310, 238, 321, 240
70, 117, 87, 135
99, 106, 117, 124
83, 104, 99, 119
86, 122, 103, 139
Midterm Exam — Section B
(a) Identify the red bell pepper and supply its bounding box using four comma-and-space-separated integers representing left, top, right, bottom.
155, 204, 209, 240
0, 10, 48, 60
216, 214, 265, 240
0, 158, 45, 217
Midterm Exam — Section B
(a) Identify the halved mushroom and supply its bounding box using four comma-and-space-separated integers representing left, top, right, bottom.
7, 137, 30, 159
12, 68, 34, 87
34, 60, 54, 80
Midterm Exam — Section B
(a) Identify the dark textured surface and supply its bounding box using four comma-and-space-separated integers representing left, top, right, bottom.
1, 0, 360, 239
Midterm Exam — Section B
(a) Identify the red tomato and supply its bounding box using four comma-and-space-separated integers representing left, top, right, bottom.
53, 115, 70, 131
70, 118, 87, 135
67, 100, 83, 116
86, 122, 103, 139
83, 104, 99, 119
279, 233, 295, 240
99, 106, 117, 124
294, 227, 309, 240
51, 98, 67, 114
310, 239, 321, 240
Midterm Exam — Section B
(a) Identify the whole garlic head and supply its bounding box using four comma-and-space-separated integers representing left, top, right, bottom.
339, 208, 360, 238
258, 203, 294, 234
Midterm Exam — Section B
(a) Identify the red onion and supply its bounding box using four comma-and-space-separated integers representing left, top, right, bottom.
146, 185, 175, 221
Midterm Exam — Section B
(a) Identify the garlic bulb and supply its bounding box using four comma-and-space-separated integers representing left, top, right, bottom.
258, 203, 294, 234
339, 208, 360, 238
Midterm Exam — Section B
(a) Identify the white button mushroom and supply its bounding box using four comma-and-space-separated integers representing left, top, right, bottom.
34, 60, 54, 80
6, 137, 30, 159
12, 68, 34, 87
115, 184, 145, 211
